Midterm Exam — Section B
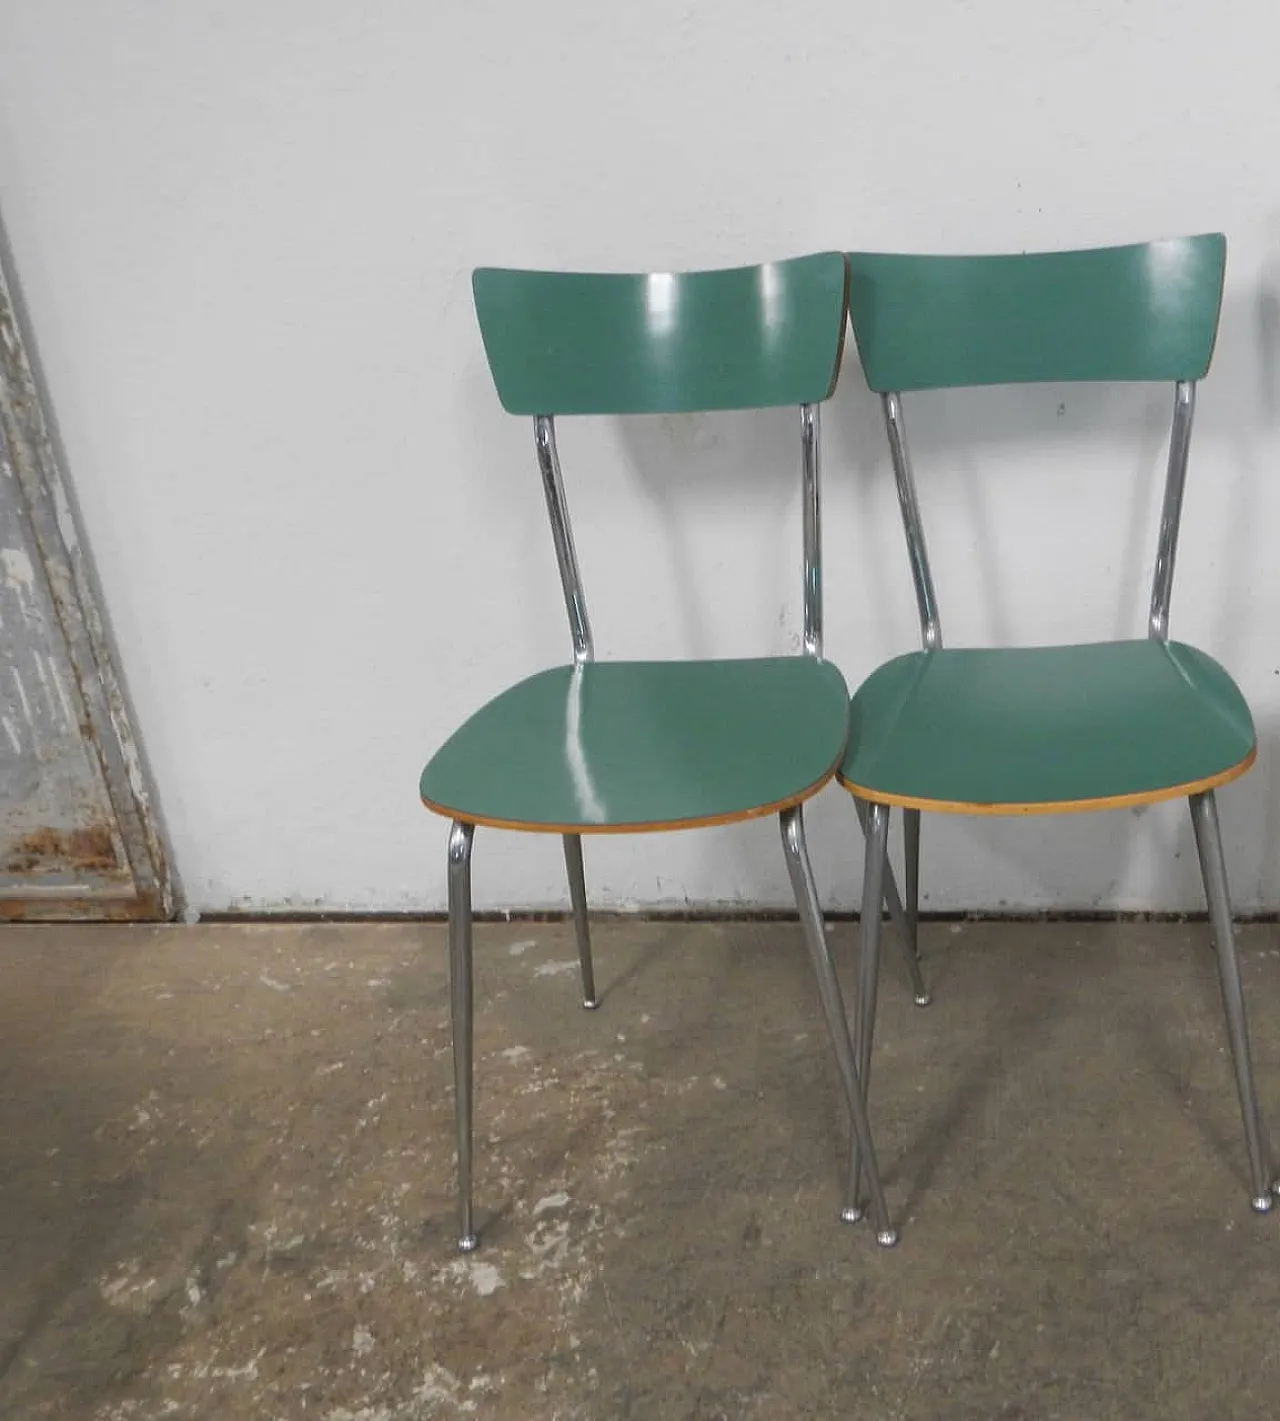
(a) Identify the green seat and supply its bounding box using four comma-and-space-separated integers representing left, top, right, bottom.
428, 252, 899, 1254
843, 640, 1254, 812
838, 233, 1276, 1228
422, 658, 849, 833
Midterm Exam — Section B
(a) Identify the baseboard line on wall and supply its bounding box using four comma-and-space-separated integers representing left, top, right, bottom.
186, 907, 1280, 927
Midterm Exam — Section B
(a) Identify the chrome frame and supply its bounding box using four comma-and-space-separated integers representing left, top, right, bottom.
793, 400, 897, 1236
800, 403, 823, 658
882, 392, 943, 651
834, 392, 936, 1016
1189, 791, 1275, 1210
533, 416, 600, 1011
781, 804, 896, 1245
1148, 380, 1196, 641
447, 818, 478, 1252
848, 800, 891, 1223
902, 807, 926, 1004
850, 376, 1277, 1221
852, 795, 929, 1006
447, 398, 901, 1251
445, 420, 604, 1254
801, 399, 910, 1228
563, 832, 599, 1009
534, 415, 594, 665
883, 377, 1198, 651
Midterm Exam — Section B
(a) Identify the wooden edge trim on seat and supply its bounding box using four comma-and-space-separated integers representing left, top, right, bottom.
421, 765, 840, 835
836, 746, 1257, 817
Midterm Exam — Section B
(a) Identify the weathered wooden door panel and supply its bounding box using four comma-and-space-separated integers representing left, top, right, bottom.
0, 237, 172, 920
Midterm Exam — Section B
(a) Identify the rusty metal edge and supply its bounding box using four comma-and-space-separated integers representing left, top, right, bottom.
0, 889, 167, 923
0, 225, 175, 921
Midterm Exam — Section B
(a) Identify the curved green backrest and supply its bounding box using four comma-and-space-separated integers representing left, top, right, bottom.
846, 234, 1226, 392
472, 253, 849, 416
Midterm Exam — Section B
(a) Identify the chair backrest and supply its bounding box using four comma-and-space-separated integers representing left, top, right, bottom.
471, 254, 850, 664
473, 253, 849, 415
842, 235, 1227, 650
846, 234, 1225, 392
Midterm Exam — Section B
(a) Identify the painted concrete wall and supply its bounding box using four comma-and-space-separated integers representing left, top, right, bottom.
1, 0, 1279, 913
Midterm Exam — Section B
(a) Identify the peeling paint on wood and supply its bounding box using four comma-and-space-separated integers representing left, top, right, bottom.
0, 232, 172, 920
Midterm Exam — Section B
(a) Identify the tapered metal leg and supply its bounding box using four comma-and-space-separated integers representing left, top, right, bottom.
901, 807, 929, 1005
1188, 791, 1275, 1213
780, 805, 897, 1246
562, 834, 599, 1009
850, 800, 890, 1219
447, 820, 479, 1252
1189, 820, 1219, 956
853, 798, 929, 1006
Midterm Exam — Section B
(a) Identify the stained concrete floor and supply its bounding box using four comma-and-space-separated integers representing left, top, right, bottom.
0, 918, 1279, 1419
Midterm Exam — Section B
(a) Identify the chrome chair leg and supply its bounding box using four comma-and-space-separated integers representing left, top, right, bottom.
1188, 791, 1275, 1213
780, 805, 897, 1246
447, 819, 480, 1252
854, 797, 929, 1006
563, 833, 599, 1009
850, 800, 890, 1220
902, 807, 930, 1005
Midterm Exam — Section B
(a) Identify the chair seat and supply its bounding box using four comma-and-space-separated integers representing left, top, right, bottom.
839, 639, 1255, 812
421, 657, 849, 832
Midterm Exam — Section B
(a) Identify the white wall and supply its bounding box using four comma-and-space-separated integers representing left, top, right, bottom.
2, 0, 1279, 914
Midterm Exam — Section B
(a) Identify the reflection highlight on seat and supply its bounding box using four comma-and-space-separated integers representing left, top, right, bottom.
758, 260, 783, 341
644, 271, 678, 336
564, 665, 606, 823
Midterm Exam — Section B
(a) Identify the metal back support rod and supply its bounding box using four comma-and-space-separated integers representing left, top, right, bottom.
533, 380, 1194, 659
533, 419, 600, 1029
1148, 380, 1196, 642
800, 403, 823, 658
882, 392, 943, 651
534, 415, 594, 664
537, 407, 827, 664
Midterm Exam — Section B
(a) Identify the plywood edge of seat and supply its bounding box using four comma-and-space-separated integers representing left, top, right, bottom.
421, 764, 840, 834
836, 747, 1257, 817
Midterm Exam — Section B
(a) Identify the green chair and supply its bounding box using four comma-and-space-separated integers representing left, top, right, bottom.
839, 233, 1275, 1224
421, 253, 898, 1251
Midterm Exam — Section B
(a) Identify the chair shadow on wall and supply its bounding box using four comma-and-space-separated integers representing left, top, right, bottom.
1245, 257, 1280, 912
614, 407, 818, 900
1181, 278, 1280, 917
614, 406, 800, 661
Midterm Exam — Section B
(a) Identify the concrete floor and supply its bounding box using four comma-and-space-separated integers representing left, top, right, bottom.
1, 919, 1278, 1420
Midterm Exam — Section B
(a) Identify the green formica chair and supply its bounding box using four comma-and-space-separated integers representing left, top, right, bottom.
838, 233, 1276, 1225
420, 253, 898, 1251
